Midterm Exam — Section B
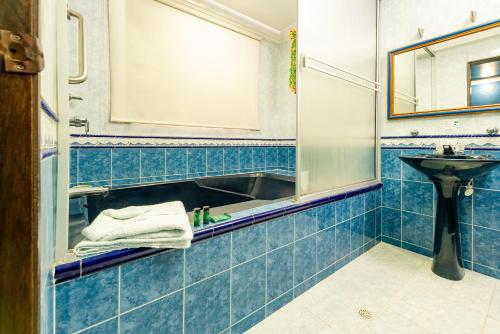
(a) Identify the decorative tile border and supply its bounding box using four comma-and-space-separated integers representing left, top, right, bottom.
41, 98, 59, 123
71, 134, 296, 147
54, 182, 383, 283
381, 134, 500, 148
41, 147, 58, 160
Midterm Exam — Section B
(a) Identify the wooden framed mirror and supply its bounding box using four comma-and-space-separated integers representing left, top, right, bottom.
388, 19, 500, 119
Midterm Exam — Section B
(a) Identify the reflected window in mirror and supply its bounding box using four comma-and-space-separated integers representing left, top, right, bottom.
468, 56, 500, 107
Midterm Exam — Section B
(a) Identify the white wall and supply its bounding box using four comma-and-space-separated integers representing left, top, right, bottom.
380, 0, 500, 137
68, 0, 296, 139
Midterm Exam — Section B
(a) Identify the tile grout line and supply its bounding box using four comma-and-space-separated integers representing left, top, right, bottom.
182, 249, 186, 334
117, 266, 121, 333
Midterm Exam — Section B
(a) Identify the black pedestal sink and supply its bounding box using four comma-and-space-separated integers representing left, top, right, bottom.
400, 153, 499, 280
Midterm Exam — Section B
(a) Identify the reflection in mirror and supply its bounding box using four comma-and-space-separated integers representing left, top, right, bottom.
389, 21, 500, 118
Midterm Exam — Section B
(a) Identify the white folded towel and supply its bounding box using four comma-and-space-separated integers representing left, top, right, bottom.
73, 201, 193, 257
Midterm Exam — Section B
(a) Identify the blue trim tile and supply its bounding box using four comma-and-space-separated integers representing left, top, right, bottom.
120, 249, 184, 312
382, 207, 401, 242
295, 208, 317, 239
186, 234, 230, 285
473, 189, 500, 230
294, 235, 316, 284
56, 268, 118, 334
78, 148, 111, 183
232, 224, 266, 265
112, 148, 140, 179
231, 256, 266, 323
140, 148, 165, 177
382, 178, 401, 210
166, 148, 187, 176
223, 147, 239, 171
187, 148, 207, 175
120, 291, 183, 334
185, 272, 230, 334
267, 216, 294, 251
402, 181, 433, 216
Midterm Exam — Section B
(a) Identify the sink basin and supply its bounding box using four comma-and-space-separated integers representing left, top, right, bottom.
400, 153, 499, 280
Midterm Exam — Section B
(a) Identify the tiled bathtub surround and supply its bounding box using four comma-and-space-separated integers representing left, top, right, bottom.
381, 146, 500, 279
56, 187, 382, 334
70, 145, 296, 187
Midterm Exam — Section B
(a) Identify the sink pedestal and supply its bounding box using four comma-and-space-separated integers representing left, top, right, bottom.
432, 179, 464, 280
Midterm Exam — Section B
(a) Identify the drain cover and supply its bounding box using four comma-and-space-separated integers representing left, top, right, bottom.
357, 308, 373, 320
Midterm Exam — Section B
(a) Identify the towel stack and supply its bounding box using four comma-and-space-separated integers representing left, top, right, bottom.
74, 201, 193, 257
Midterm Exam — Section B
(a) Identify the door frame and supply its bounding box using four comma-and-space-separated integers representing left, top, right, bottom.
0, 0, 40, 333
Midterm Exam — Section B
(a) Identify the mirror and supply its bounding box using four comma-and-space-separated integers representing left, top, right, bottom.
388, 20, 500, 119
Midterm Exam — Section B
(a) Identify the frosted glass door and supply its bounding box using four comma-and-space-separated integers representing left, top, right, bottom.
297, 0, 378, 197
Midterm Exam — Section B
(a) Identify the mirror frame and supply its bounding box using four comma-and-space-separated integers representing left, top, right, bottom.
387, 19, 500, 119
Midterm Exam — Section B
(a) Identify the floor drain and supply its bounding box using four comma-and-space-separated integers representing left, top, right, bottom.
357, 308, 373, 320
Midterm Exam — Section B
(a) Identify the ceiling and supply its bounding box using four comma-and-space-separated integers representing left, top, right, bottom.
214, 0, 297, 32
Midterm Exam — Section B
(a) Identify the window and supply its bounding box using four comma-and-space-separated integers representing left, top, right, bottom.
468, 56, 500, 107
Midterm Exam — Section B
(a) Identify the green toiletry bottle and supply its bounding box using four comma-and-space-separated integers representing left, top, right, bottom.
203, 206, 210, 225
193, 208, 201, 227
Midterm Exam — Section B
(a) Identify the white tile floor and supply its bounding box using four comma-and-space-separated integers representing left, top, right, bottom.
247, 243, 500, 334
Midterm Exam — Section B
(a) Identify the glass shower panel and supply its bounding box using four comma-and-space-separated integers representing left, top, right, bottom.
297, 0, 378, 197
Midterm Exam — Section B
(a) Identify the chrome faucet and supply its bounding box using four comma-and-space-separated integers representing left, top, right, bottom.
69, 117, 89, 134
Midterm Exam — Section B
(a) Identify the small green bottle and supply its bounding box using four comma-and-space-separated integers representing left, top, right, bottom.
193, 208, 201, 227
203, 206, 210, 225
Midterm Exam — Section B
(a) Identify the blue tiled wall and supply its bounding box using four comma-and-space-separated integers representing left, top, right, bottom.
55, 188, 381, 334
70, 146, 296, 187
381, 146, 500, 279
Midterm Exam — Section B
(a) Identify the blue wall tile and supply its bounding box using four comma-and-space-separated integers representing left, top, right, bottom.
78, 148, 111, 183
335, 199, 350, 224
253, 147, 266, 169
402, 181, 433, 216
277, 147, 289, 169
473, 150, 500, 189
401, 149, 433, 182
382, 178, 401, 210
351, 194, 365, 217
317, 227, 336, 271
79, 318, 117, 334
473, 226, 500, 270
185, 272, 230, 334
186, 234, 230, 285
295, 208, 317, 239
206, 148, 223, 173
223, 147, 239, 172
187, 148, 207, 175
265, 147, 278, 168
351, 216, 364, 251
112, 148, 140, 179
317, 203, 335, 230
365, 210, 376, 242
458, 190, 472, 224
56, 268, 118, 333
166, 148, 187, 176
120, 250, 184, 312
266, 290, 293, 316
231, 257, 266, 323
288, 147, 296, 170
382, 207, 401, 242
232, 224, 266, 265
120, 291, 183, 334
141, 148, 165, 178
335, 221, 350, 260
382, 149, 401, 179
365, 190, 377, 212
239, 147, 253, 171
266, 245, 293, 301
402, 212, 433, 250
459, 223, 472, 262
232, 308, 265, 334
474, 189, 500, 230
294, 276, 317, 297
70, 148, 78, 184
267, 216, 294, 251
294, 235, 316, 284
